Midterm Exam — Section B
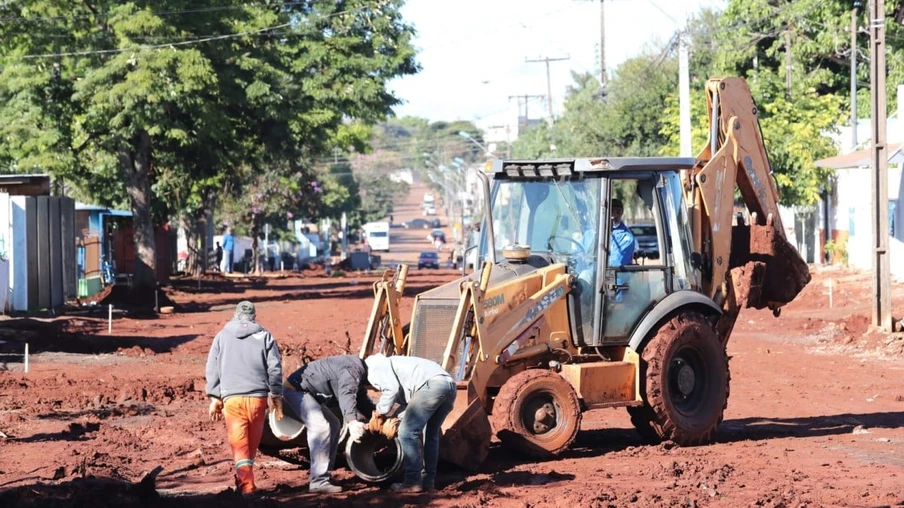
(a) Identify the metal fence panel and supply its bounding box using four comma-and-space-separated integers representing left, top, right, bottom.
36, 196, 51, 310
25, 197, 38, 311
49, 197, 63, 308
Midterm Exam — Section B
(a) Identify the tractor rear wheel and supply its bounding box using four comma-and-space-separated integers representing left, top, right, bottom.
630, 312, 729, 446
491, 369, 582, 459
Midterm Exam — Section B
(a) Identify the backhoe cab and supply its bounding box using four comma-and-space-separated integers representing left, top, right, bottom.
358, 77, 810, 469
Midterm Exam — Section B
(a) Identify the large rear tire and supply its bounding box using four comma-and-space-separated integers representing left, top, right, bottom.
491, 369, 582, 459
630, 312, 729, 446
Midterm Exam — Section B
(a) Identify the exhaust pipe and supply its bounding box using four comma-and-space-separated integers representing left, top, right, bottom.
344, 432, 404, 483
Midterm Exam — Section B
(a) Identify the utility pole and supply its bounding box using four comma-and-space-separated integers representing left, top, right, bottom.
851, 2, 860, 151
678, 2, 691, 157
508, 94, 545, 133
599, 0, 607, 99
868, 0, 892, 331
526, 55, 570, 124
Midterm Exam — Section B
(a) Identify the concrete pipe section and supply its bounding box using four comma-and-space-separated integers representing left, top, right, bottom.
262, 402, 348, 450
344, 432, 404, 483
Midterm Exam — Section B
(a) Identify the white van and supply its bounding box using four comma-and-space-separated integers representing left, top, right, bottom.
362, 221, 390, 251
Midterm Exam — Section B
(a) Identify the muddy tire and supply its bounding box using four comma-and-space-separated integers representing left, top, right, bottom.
630, 312, 728, 446
626, 406, 661, 444
491, 369, 582, 459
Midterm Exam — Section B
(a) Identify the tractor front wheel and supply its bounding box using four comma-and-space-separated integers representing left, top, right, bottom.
491, 369, 582, 459
630, 312, 729, 446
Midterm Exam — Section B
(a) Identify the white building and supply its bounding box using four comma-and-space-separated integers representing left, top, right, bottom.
814, 145, 904, 279
810, 85, 904, 279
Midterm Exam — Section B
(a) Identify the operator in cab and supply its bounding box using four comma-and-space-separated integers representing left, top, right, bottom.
608, 198, 635, 303
608, 198, 635, 267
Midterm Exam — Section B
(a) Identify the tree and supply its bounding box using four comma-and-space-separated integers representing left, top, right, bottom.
0, 0, 418, 288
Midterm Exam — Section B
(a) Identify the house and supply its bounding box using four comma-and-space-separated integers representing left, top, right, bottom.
814, 145, 904, 279
75, 202, 174, 292
74, 202, 131, 296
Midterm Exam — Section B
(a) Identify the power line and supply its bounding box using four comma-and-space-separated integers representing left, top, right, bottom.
0, 1, 312, 24
645, 0, 678, 24
16, 22, 293, 59
3, 4, 378, 60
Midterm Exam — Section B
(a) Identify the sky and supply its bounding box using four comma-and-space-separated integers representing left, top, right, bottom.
388, 0, 725, 142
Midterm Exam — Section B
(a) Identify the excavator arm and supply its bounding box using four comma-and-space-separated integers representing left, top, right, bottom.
686, 77, 811, 340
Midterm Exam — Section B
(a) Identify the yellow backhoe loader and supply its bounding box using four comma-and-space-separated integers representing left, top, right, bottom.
358, 77, 811, 469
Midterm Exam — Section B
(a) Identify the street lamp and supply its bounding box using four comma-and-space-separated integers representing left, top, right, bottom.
458, 131, 495, 158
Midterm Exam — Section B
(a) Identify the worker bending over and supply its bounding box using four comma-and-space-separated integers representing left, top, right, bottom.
284, 355, 373, 493
205, 301, 284, 497
364, 354, 456, 493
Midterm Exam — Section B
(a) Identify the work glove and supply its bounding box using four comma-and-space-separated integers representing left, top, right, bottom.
367, 410, 386, 433
268, 394, 284, 421
208, 398, 223, 422
380, 417, 400, 440
347, 420, 366, 443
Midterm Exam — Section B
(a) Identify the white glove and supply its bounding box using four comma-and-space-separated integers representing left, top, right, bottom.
347, 420, 366, 443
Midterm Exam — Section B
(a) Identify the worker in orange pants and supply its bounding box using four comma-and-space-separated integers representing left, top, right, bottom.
223, 397, 269, 492
206, 301, 284, 496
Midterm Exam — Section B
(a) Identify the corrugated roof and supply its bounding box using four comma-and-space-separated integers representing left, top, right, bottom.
75, 201, 132, 216
815, 142, 904, 169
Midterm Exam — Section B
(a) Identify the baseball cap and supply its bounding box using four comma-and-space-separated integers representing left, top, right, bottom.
236, 300, 256, 318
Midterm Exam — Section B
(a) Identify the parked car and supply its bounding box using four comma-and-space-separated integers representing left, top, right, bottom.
430, 218, 442, 228
404, 218, 430, 229
629, 224, 659, 260
417, 251, 440, 269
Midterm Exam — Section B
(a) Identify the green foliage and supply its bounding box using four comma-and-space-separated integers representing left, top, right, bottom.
513, 61, 677, 159
356, 173, 408, 224
0, 0, 419, 281
516, 1, 882, 208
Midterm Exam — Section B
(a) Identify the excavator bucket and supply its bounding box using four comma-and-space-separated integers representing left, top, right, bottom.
439, 385, 492, 470
729, 222, 811, 310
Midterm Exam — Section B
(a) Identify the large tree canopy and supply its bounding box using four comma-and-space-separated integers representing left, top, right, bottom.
0, 0, 417, 286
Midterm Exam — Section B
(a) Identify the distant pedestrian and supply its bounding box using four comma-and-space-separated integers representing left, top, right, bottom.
214, 242, 223, 272
223, 228, 235, 273
205, 301, 284, 497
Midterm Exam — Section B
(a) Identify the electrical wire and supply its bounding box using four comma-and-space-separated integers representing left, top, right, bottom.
17, 22, 293, 59
3, 3, 382, 60
0, 1, 312, 24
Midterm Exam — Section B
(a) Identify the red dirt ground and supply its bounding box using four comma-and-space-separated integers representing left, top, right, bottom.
1, 190, 904, 507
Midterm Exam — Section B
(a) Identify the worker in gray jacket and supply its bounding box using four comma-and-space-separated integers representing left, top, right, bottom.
205, 300, 283, 497
284, 355, 372, 493
364, 354, 456, 493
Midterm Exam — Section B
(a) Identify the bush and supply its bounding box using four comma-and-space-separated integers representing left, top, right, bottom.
823, 237, 849, 266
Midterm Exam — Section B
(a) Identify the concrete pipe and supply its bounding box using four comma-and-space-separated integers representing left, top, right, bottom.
344, 432, 403, 483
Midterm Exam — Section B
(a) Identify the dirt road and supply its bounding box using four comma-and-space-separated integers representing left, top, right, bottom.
1, 186, 903, 507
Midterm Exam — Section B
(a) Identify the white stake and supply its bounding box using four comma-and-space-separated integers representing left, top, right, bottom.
24, 343, 29, 373
108, 304, 113, 334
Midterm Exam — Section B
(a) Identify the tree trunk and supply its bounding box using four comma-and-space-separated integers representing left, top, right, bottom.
180, 216, 199, 276
118, 130, 157, 292
251, 217, 261, 275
